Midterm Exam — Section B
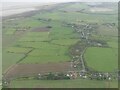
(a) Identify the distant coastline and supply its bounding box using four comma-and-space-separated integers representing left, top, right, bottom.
1, 2, 55, 17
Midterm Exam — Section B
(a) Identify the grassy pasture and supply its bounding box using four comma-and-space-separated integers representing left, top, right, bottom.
16, 18, 47, 28
20, 55, 70, 64
51, 24, 73, 34
50, 24, 80, 39
9, 79, 118, 88
50, 33, 80, 39
84, 47, 118, 72
107, 42, 118, 48
14, 40, 71, 64
28, 47, 68, 56
19, 32, 50, 42
25, 32, 50, 37
97, 26, 118, 37
19, 43, 70, 64
3, 51, 25, 71
5, 28, 16, 35
6, 47, 32, 54
19, 37, 49, 42
15, 42, 68, 49
38, 10, 117, 24
51, 39, 79, 46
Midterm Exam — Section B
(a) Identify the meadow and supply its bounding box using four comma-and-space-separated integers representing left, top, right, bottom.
84, 47, 118, 72
9, 79, 118, 88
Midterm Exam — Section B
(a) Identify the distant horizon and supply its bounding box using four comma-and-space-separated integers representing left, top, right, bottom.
1, 0, 119, 2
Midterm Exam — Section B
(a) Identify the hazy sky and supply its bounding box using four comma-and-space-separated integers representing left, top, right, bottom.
1, 0, 120, 2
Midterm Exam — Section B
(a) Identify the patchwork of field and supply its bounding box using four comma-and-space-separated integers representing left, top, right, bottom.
3, 20, 80, 70
2, 2, 118, 88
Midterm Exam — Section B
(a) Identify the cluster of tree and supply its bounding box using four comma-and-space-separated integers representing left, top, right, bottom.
102, 23, 116, 26
88, 39, 108, 47
88, 74, 111, 80
2, 79, 10, 88
69, 41, 87, 56
46, 26, 52, 28
37, 18, 52, 22
37, 73, 70, 80
76, 9, 85, 13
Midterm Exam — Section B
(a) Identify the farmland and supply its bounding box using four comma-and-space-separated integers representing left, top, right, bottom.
84, 47, 118, 72
2, 2, 118, 88
9, 79, 118, 88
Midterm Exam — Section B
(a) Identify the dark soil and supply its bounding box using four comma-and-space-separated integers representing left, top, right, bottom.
3, 62, 74, 80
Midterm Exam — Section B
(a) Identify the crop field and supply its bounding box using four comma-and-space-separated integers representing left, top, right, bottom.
4, 62, 72, 80
2, 2, 118, 88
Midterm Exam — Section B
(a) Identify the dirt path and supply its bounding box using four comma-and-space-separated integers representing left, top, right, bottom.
80, 47, 87, 72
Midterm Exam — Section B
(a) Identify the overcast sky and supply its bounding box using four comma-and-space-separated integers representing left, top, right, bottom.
1, 0, 120, 2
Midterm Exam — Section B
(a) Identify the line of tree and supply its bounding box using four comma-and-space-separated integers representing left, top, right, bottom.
36, 72, 70, 80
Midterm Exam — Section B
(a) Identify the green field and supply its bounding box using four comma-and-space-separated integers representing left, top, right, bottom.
107, 41, 118, 48
20, 55, 70, 64
0, 55, 1, 84
6, 47, 32, 54
3, 19, 79, 69
5, 28, 16, 35
3, 51, 25, 71
84, 47, 118, 72
51, 39, 79, 46
9, 79, 118, 88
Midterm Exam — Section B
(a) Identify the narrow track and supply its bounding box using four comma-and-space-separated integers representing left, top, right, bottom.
80, 47, 87, 72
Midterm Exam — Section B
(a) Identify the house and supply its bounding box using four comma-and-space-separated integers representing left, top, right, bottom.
97, 43, 102, 47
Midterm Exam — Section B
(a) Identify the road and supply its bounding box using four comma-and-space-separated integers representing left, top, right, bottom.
80, 47, 87, 72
